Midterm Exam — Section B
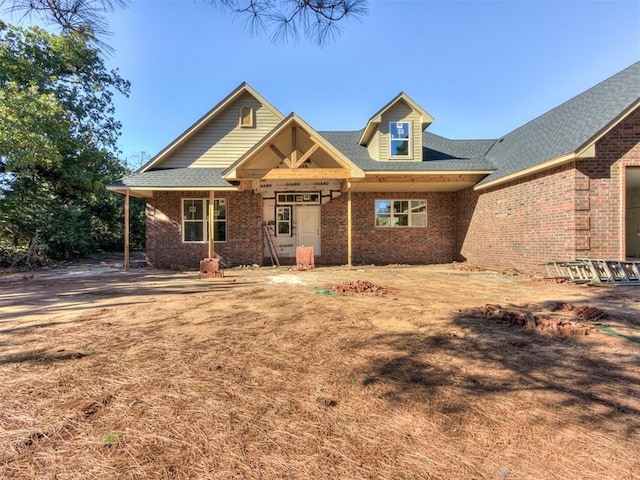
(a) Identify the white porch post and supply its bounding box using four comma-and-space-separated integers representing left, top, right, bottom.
124, 190, 130, 270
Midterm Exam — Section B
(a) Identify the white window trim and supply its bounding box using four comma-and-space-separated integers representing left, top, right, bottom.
182, 198, 227, 243
374, 199, 427, 228
389, 121, 412, 159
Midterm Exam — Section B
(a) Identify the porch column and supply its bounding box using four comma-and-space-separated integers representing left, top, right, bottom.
208, 190, 215, 259
347, 187, 352, 268
124, 190, 130, 270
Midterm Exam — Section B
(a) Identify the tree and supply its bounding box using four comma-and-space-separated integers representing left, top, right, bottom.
0, 21, 133, 264
1, 0, 368, 47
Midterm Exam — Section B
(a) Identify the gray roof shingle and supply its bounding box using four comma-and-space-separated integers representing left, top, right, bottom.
319, 130, 495, 171
481, 61, 640, 185
109, 168, 233, 189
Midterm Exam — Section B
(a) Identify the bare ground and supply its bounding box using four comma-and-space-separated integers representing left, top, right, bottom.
0, 259, 639, 479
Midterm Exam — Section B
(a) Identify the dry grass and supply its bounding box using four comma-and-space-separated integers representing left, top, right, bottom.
0, 263, 639, 479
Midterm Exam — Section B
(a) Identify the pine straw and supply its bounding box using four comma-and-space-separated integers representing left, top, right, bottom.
1, 266, 639, 479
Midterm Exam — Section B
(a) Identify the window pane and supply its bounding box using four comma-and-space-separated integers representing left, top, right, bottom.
214, 221, 226, 242
376, 214, 391, 227
184, 199, 203, 220
278, 222, 290, 235
393, 214, 409, 227
390, 140, 409, 156
394, 201, 409, 214
411, 200, 426, 213
375, 200, 391, 214
214, 199, 226, 219
411, 214, 427, 227
390, 122, 410, 139
184, 222, 203, 242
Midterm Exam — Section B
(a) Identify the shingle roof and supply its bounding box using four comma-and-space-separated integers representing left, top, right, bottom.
108, 62, 640, 191
108, 168, 233, 189
481, 61, 640, 186
320, 130, 495, 171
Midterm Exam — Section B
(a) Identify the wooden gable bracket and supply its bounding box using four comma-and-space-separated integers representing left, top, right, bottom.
268, 128, 323, 170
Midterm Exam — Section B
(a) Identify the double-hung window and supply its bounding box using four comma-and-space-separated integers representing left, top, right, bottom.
390, 121, 411, 158
375, 199, 427, 227
183, 198, 227, 242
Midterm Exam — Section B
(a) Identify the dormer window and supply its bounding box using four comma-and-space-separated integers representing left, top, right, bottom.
239, 106, 254, 128
390, 121, 410, 157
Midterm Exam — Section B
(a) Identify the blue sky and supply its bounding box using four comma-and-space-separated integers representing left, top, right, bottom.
101, 0, 640, 163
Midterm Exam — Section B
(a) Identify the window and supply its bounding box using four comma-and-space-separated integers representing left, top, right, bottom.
239, 106, 254, 128
375, 199, 427, 227
390, 121, 411, 157
276, 206, 291, 236
182, 198, 226, 242
276, 192, 321, 205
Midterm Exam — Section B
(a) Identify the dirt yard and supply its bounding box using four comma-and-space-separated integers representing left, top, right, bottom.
1, 258, 639, 479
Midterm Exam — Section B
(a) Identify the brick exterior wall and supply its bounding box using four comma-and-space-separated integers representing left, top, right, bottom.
144, 108, 639, 273
146, 190, 263, 269
455, 106, 640, 275
454, 164, 577, 275
321, 192, 456, 265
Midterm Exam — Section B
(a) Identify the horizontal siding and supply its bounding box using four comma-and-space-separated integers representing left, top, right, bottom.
378, 101, 423, 161
367, 131, 379, 160
160, 92, 282, 169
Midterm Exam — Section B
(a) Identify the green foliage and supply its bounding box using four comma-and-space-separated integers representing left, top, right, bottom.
0, 21, 140, 266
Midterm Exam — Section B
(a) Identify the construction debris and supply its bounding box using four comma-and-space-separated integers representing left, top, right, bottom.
329, 280, 388, 296
450, 261, 482, 272
461, 303, 604, 337
543, 258, 640, 285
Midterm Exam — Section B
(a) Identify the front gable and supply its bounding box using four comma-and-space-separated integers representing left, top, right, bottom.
140, 83, 284, 171
223, 113, 365, 184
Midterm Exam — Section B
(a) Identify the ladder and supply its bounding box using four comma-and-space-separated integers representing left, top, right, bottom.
263, 224, 280, 267
545, 259, 640, 285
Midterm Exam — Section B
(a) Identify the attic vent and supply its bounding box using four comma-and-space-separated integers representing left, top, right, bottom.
239, 106, 254, 128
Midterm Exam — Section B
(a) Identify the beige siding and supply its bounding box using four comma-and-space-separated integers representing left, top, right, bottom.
159, 92, 282, 169
377, 101, 423, 161
367, 131, 379, 160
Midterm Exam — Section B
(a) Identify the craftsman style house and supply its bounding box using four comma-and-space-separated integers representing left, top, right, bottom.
108, 61, 640, 275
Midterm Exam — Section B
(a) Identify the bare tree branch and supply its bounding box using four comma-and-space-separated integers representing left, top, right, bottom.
1, 0, 128, 51
210, 0, 368, 46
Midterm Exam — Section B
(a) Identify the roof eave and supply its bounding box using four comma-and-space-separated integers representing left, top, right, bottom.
474, 153, 577, 191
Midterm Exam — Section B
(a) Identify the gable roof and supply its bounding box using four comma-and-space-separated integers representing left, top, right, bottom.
223, 113, 366, 180
138, 82, 284, 172
358, 92, 434, 146
479, 61, 640, 188
108, 62, 640, 195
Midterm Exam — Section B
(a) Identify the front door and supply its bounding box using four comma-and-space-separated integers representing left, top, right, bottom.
296, 206, 320, 255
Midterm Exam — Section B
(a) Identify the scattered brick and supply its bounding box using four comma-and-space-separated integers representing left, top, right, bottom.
461, 303, 600, 337
329, 280, 388, 296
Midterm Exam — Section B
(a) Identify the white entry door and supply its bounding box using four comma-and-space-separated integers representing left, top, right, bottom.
296, 206, 321, 255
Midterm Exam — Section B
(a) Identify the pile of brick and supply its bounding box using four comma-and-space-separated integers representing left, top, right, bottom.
463, 303, 603, 336
329, 280, 388, 296
450, 261, 482, 272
